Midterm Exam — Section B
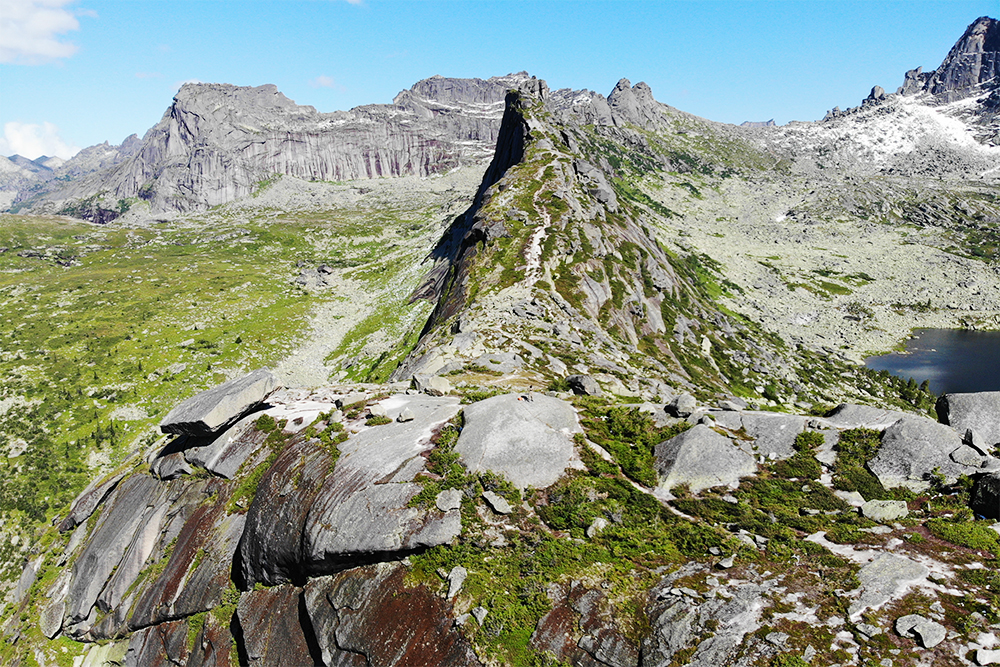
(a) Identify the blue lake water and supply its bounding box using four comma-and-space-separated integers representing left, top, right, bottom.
865, 328, 1000, 395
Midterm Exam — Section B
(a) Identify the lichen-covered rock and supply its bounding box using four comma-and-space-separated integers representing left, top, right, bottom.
824, 403, 913, 430
860, 499, 909, 523
159, 368, 279, 436
869, 416, 980, 491
896, 613, 947, 648
235, 584, 318, 666
737, 413, 808, 459
124, 619, 190, 667
304, 563, 482, 667
850, 554, 928, 620
456, 393, 581, 490
653, 424, 756, 496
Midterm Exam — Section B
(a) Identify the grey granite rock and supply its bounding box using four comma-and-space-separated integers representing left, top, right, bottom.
57, 471, 127, 533
482, 491, 513, 515
666, 394, 697, 418
938, 391, 1000, 448
653, 424, 756, 496
456, 393, 581, 490
972, 472, 1000, 520
160, 369, 278, 436
566, 374, 602, 396
436, 488, 463, 512
869, 416, 979, 491
860, 499, 909, 523
738, 413, 808, 459
824, 404, 912, 430
850, 554, 928, 619
896, 613, 946, 648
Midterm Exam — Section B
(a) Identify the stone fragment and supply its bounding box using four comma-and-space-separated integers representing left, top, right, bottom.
160, 369, 279, 436
861, 499, 909, 523
586, 517, 609, 538
457, 393, 580, 490
471, 606, 489, 625
653, 424, 757, 496
896, 613, 946, 648
856, 623, 882, 639
436, 488, 463, 512
952, 444, 986, 466
566, 374, 602, 396
397, 407, 415, 422
483, 491, 513, 515
368, 403, 388, 418
977, 648, 1000, 665
415, 374, 452, 396
447, 566, 467, 599
666, 393, 697, 418
824, 404, 912, 430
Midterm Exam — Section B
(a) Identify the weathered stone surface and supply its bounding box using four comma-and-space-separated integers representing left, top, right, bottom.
896, 613, 947, 648
567, 374, 602, 396
236, 584, 318, 666
186, 615, 233, 667
869, 416, 978, 491
824, 404, 912, 430
149, 451, 193, 480
129, 481, 245, 630
972, 472, 1000, 520
938, 391, 1000, 447
64, 474, 162, 632
304, 563, 482, 667
850, 554, 928, 620
57, 471, 127, 532
737, 413, 808, 459
160, 369, 278, 436
861, 499, 909, 523
653, 424, 757, 496
447, 566, 467, 599
457, 393, 581, 490
414, 374, 452, 396
124, 619, 190, 667
977, 648, 1000, 665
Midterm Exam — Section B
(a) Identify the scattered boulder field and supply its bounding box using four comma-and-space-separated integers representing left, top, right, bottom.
10, 368, 1000, 666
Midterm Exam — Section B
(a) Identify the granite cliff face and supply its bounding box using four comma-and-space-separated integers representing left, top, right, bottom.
900, 16, 1000, 101
12, 73, 528, 218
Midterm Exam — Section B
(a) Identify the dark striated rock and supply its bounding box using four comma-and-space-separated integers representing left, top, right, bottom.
159, 368, 279, 436
235, 584, 319, 666
304, 563, 482, 667
183, 412, 271, 479
64, 474, 162, 632
972, 472, 1000, 520
457, 393, 581, 490
567, 374, 602, 396
186, 615, 233, 667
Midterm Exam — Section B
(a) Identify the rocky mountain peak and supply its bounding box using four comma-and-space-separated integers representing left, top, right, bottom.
899, 15, 999, 101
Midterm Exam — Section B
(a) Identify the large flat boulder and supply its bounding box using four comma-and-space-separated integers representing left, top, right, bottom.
737, 413, 808, 459
937, 391, 1000, 447
160, 369, 279, 436
653, 424, 757, 496
456, 393, 581, 490
824, 404, 913, 430
848, 553, 928, 620
868, 416, 980, 492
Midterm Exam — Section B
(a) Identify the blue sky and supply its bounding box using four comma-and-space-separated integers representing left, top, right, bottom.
0, 0, 995, 159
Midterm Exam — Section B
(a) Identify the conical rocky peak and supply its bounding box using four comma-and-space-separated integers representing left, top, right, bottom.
900, 15, 999, 101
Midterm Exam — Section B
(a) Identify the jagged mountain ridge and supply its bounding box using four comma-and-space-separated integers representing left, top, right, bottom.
10, 73, 531, 220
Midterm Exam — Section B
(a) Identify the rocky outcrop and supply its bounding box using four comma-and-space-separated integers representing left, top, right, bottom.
972, 472, 1000, 519
159, 368, 279, 436
899, 17, 1000, 101
937, 391, 1000, 448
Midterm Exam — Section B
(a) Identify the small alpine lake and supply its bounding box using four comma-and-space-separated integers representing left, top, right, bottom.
864, 328, 1000, 395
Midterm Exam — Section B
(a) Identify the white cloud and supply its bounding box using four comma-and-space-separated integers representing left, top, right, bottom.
0, 121, 80, 160
0, 0, 82, 64
309, 75, 335, 88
